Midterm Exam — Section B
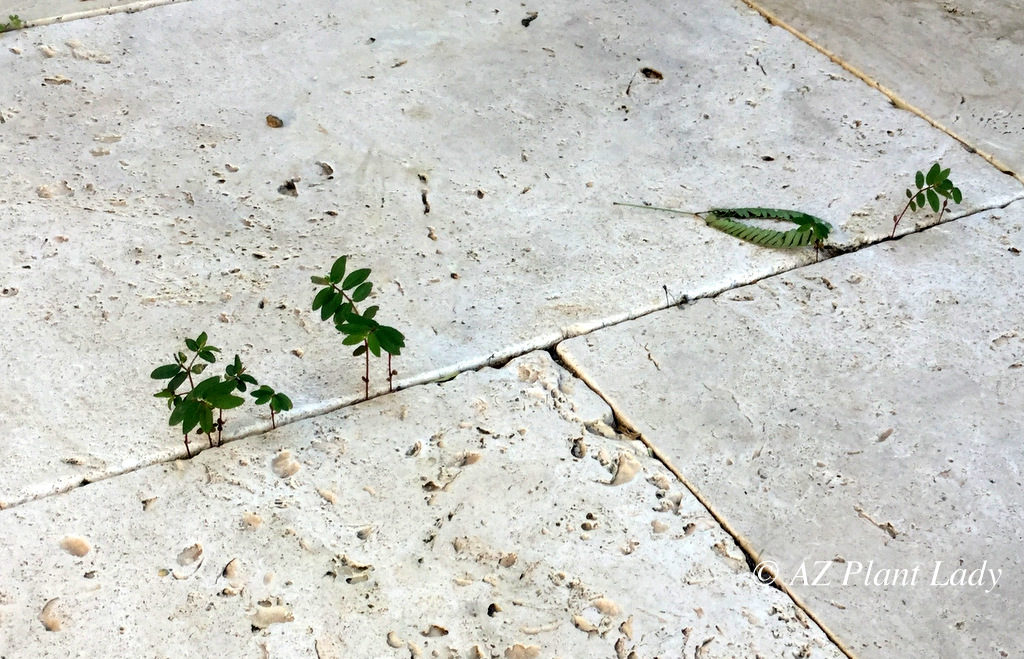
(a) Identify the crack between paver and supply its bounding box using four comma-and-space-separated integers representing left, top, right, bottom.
7, 198, 1022, 514
738, 0, 1024, 186
3, 0, 188, 31
555, 360, 859, 658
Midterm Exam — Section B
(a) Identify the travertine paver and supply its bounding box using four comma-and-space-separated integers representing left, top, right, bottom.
743, 0, 1024, 181
0, 0, 177, 27
2, 0, 1021, 507
0, 352, 842, 658
558, 206, 1024, 657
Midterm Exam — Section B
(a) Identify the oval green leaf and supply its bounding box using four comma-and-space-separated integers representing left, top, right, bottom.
342, 268, 371, 290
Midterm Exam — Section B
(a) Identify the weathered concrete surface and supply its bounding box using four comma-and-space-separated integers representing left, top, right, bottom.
0, 352, 841, 658
558, 205, 1024, 657
743, 0, 1024, 181
0, 0, 180, 28
2, 0, 1021, 507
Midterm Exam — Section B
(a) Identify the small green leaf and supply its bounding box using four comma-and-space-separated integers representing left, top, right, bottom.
191, 363, 207, 374
196, 332, 208, 349
352, 344, 367, 356
168, 372, 188, 393
206, 391, 245, 409
198, 350, 217, 363
177, 352, 188, 364
181, 402, 201, 434
154, 390, 174, 399
367, 333, 381, 357
915, 192, 926, 208
321, 292, 343, 321
312, 286, 333, 311
352, 281, 373, 302
342, 268, 371, 290
168, 400, 188, 426
909, 200, 917, 212
925, 163, 941, 186
915, 170, 925, 189
191, 376, 222, 398
937, 167, 950, 184
185, 338, 198, 352
151, 364, 181, 379
926, 189, 939, 212
198, 404, 215, 434
376, 326, 406, 355
252, 384, 274, 405
332, 302, 353, 325
363, 305, 379, 319
906, 188, 913, 199
240, 374, 258, 385
310, 275, 330, 286
329, 256, 348, 284
951, 187, 962, 204
270, 393, 293, 413
342, 333, 365, 346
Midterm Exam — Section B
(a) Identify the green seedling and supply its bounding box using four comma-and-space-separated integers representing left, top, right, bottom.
614, 202, 832, 252
152, 332, 292, 457
0, 15, 23, 32
891, 162, 962, 237
311, 256, 405, 399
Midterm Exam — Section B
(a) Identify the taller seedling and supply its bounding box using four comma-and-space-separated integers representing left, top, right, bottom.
311, 256, 405, 399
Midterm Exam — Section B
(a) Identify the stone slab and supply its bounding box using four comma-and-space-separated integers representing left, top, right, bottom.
1, 0, 1021, 505
0, 0, 180, 28
557, 206, 1024, 657
743, 0, 1024, 181
0, 352, 841, 658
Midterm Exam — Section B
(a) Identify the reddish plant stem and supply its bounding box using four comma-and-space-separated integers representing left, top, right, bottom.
183, 434, 191, 458
270, 407, 277, 429
388, 353, 394, 392
363, 339, 370, 399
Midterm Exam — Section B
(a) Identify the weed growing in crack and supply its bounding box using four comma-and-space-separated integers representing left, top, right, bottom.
892, 162, 962, 237
311, 256, 405, 399
152, 332, 292, 457
0, 15, 23, 32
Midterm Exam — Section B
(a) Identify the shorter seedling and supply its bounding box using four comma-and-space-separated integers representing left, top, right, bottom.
152, 332, 292, 457
892, 162, 962, 237
311, 256, 405, 399
0, 15, 23, 32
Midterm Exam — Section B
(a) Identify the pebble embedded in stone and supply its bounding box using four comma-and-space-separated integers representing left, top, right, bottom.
59, 536, 91, 557
272, 450, 301, 478
607, 452, 642, 485
39, 598, 61, 631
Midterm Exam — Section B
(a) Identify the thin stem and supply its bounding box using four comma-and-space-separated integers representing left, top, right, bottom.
388, 353, 394, 392
183, 434, 191, 458
891, 184, 941, 238
363, 339, 370, 399
613, 201, 703, 217
270, 407, 277, 429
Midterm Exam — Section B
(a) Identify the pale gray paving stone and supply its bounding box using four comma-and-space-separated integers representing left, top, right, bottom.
742, 0, 1024, 181
558, 206, 1024, 657
1, 0, 1020, 504
0, 352, 842, 658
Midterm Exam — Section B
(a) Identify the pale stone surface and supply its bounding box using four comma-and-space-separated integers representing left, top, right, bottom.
743, 0, 1024, 181
0, 0, 177, 28
0, 352, 841, 657
2, 0, 1021, 506
558, 206, 1024, 657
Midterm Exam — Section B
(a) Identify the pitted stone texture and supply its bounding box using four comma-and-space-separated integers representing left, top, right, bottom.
0, 352, 840, 658
558, 207, 1024, 657
745, 0, 1024, 180
1, 0, 1021, 504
